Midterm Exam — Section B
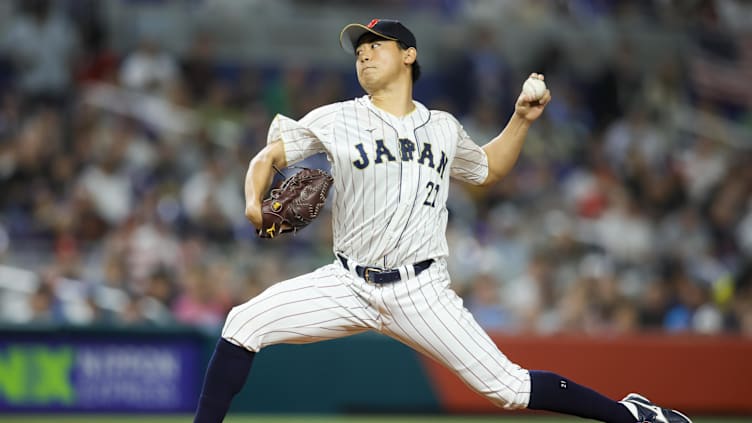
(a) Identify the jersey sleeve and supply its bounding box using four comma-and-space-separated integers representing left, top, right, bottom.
450, 122, 489, 185
266, 105, 336, 166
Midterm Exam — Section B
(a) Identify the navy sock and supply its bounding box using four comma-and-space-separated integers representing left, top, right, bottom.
527, 370, 635, 423
194, 338, 255, 423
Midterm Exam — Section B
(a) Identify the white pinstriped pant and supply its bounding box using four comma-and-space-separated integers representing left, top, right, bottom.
222, 258, 531, 409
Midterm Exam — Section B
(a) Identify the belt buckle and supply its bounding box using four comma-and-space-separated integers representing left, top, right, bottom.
363, 267, 380, 284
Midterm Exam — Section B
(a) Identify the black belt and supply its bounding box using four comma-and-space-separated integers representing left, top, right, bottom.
337, 254, 434, 284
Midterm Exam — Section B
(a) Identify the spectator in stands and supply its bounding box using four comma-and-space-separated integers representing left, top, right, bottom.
663, 270, 712, 332
116, 292, 154, 326
76, 137, 133, 227
172, 264, 231, 330
25, 269, 65, 324
465, 273, 514, 332
676, 136, 729, 204
637, 279, 670, 330
502, 251, 556, 333
2, 0, 80, 111
592, 188, 654, 265
181, 154, 244, 242
145, 267, 178, 310
442, 25, 513, 118
119, 33, 178, 94
181, 32, 216, 104
198, 80, 246, 148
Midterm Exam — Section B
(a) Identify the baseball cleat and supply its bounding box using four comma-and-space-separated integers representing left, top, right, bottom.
620, 393, 693, 423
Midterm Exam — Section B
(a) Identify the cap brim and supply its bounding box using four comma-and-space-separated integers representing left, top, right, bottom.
339, 23, 398, 54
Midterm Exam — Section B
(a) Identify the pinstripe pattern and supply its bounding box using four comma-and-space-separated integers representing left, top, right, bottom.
237, 95, 532, 410
266, 96, 488, 268
223, 264, 378, 351
223, 259, 531, 409
381, 259, 530, 410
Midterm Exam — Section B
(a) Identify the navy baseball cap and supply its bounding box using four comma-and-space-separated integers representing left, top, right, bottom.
339, 19, 417, 54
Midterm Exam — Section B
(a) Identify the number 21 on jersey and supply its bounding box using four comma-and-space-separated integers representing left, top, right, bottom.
424, 181, 440, 207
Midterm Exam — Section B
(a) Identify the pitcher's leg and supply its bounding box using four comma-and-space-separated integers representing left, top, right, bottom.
195, 264, 374, 423
381, 263, 641, 422
381, 264, 530, 409
194, 338, 255, 423
223, 264, 376, 350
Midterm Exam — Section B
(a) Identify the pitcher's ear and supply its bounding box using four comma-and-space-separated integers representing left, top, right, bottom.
404, 47, 417, 65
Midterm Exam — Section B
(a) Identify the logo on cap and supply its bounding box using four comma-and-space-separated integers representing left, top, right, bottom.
367, 19, 380, 28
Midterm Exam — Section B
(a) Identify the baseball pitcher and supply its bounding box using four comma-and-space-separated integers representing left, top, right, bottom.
194, 19, 692, 423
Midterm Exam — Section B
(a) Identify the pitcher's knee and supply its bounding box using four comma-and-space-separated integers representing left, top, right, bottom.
483, 367, 531, 410
221, 304, 263, 352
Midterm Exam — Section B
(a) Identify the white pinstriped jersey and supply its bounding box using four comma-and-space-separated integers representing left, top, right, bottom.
268, 95, 489, 268
226, 95, 532, 410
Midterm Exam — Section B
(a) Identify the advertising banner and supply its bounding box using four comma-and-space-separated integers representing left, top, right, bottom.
0, 331, 202, 412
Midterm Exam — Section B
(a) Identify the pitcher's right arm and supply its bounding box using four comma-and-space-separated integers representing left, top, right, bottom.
244, 140, 287, 228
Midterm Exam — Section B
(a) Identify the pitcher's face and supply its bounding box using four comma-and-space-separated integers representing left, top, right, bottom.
355, 39, 409, 92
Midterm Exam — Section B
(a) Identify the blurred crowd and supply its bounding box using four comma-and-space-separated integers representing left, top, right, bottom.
0, 0, 751, 336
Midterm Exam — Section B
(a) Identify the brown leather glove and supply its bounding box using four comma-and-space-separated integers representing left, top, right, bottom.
258, 168, 334, 239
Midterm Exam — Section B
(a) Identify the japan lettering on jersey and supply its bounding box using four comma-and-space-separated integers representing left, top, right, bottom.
267, 95, 488, 268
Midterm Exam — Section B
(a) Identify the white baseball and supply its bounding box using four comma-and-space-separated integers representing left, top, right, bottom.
522, 78, 546, 101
